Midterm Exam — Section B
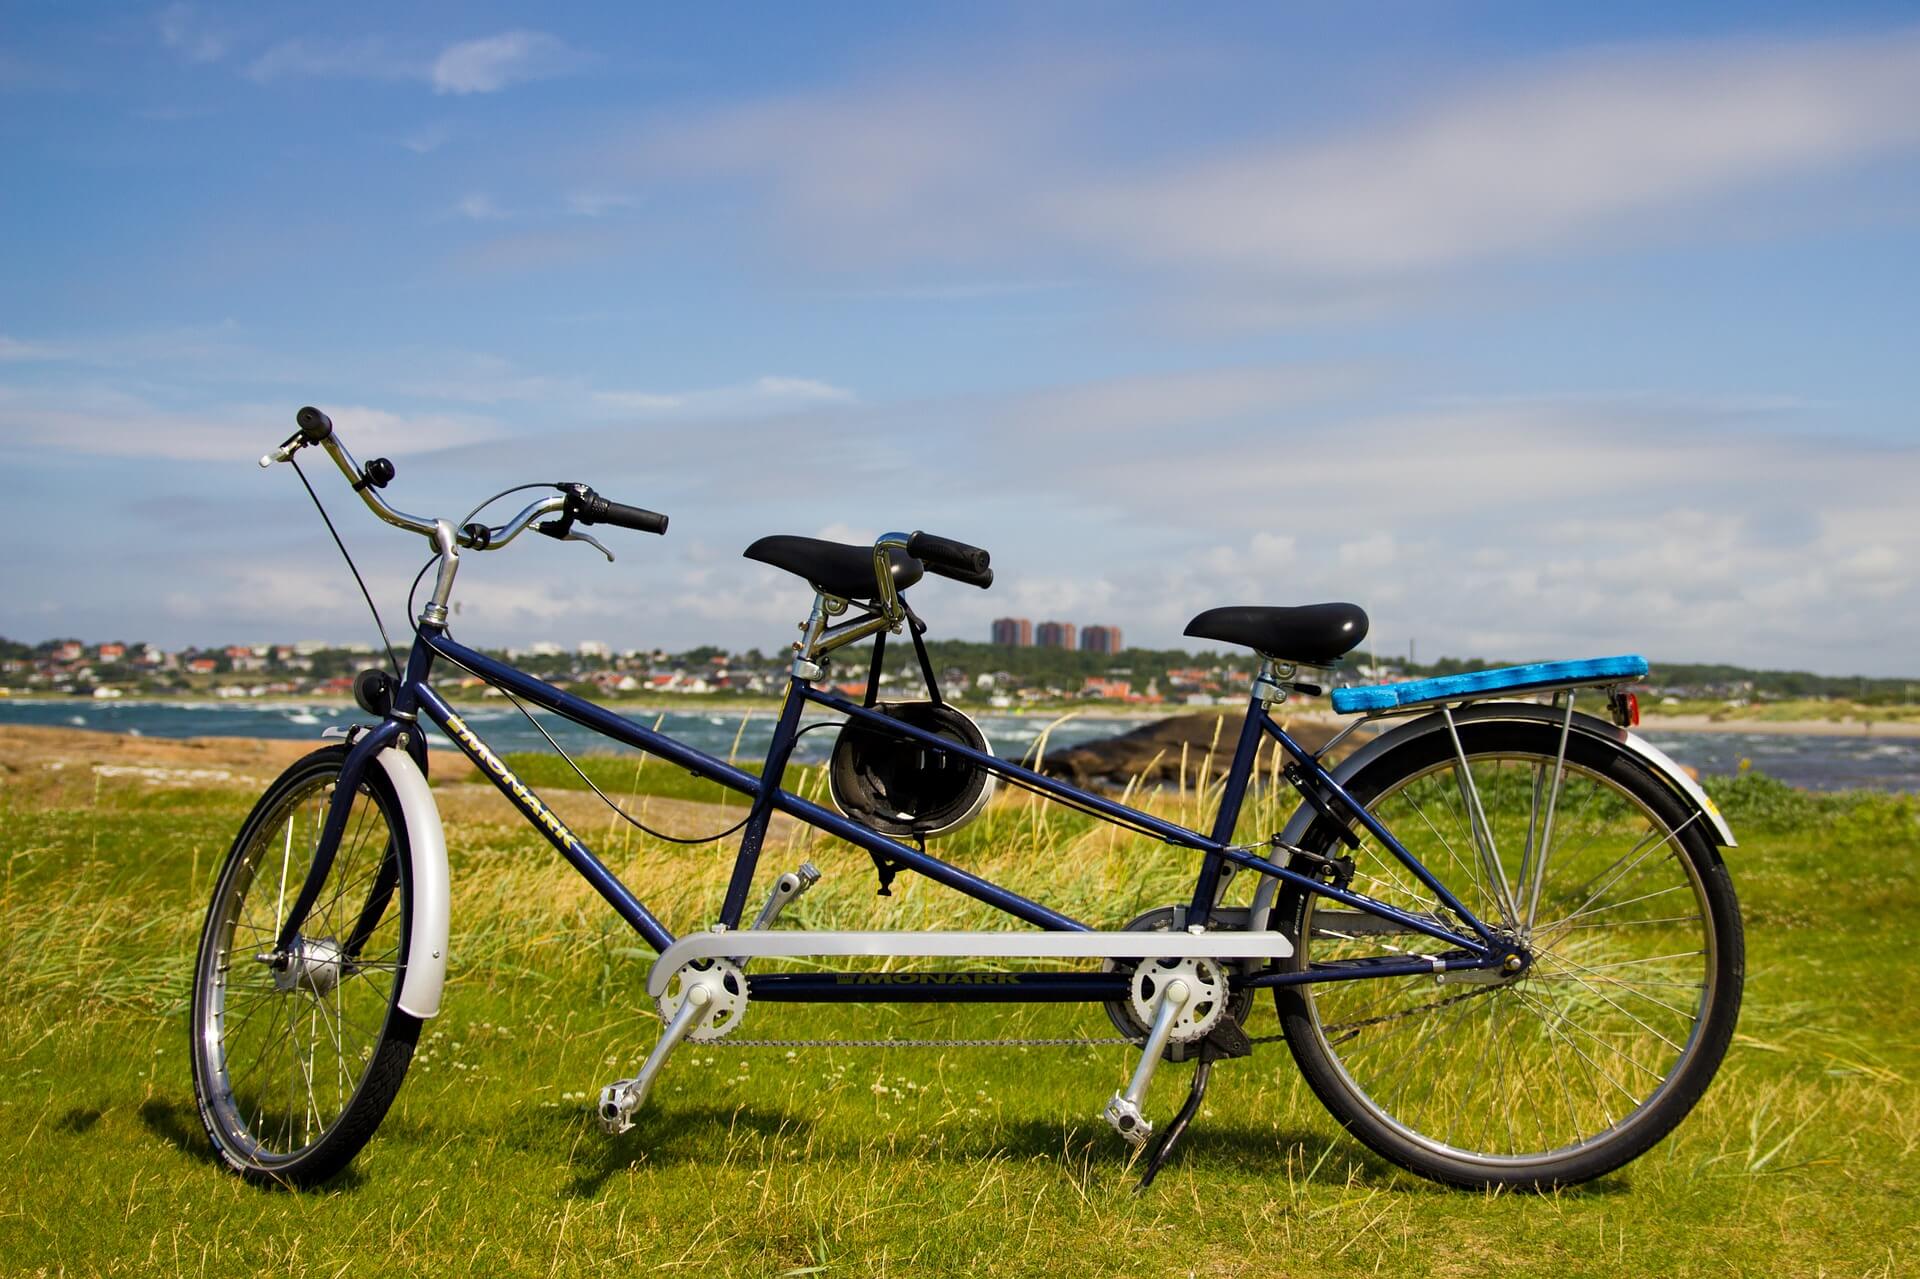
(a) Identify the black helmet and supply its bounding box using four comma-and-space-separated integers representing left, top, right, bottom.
829, 702, 996, 838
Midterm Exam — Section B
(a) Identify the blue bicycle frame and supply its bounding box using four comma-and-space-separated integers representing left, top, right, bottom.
276, 619, 1506, 1004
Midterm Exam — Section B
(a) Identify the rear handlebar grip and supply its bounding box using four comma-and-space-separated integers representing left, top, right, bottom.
906, 531, 990, 574
578, 491, 669, 535
295, 406, 334, 443
925, 561, 994, 589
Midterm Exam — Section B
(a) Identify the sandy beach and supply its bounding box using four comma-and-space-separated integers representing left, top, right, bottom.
1634, 713, 1920, 739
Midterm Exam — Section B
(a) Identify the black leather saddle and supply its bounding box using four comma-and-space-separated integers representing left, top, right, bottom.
1183, 603, 1369, 664
743, 535, 923, 601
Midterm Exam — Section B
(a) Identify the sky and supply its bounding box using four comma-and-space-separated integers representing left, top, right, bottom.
3, 3, 1918, 676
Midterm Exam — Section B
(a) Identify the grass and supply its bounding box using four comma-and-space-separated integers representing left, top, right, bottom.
0, 743, 1915, 1277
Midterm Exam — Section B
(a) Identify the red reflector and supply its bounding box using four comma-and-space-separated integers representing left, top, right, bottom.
1626, 692, 1640, 726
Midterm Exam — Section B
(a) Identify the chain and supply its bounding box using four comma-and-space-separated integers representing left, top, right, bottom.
719, 1029, 1295, 1050
709, 995, 1497, 1052
1318, 983, 1501, 1045
723, 1035, 1138, 1049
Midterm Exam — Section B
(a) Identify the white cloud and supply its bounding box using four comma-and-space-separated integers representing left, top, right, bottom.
454, 193, 509, 222
399, 122, 453, 154
0, 335, 67, 362
245, 37, 415, 86
590, 376, 856, 417
565, 190, 638, 217
244, 29, 579, 94
0, 385, 506, 462
753, 376, 854, 403
157, 4, 228, 65
629, 29, 1920, 281
1058, 32, 1920, 276
431, 31, 579, 95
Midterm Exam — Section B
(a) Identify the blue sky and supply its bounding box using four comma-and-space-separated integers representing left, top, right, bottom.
3, 3, 1918, 675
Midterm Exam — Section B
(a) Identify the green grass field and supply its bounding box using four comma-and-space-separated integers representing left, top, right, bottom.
0, 748, 1913, 1277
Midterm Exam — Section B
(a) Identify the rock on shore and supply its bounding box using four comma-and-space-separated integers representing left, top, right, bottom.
1037, 711, 1373, 790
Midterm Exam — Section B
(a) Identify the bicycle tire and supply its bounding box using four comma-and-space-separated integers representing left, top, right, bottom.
1273, 719, 1743, 1189
190, 746, 420, 1187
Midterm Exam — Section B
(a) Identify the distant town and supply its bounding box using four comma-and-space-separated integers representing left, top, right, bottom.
3, 631, 1914, 711
989, 617, 1124, 655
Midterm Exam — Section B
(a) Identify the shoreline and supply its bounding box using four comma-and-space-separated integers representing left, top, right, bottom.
2, 699, 1917, 739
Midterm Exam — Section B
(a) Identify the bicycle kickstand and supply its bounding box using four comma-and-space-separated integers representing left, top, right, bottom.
1137, 1048, 1218, 1190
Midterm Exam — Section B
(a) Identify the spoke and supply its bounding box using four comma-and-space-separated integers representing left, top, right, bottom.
1540, 956, 1703, 1025
1395, 791, 1487, 920
1550, 883, 1694, 929
275, 816, 294, 935
1516, 983, 1674, 1078
1509, 989, 1644, 1112
1553, 912, 1703, 934
1440, 709, 1519, 927
1555, 812, 1701, 927
1490, 986, 1517, 1153
1520, 971, 1674, 1060
1522, 694, 1578, 931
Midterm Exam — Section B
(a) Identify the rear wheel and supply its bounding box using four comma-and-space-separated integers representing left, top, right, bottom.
190, 746, 419, 1186
1273, 720, 1743, 1188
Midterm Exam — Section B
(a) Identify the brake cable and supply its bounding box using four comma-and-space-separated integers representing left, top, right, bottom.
290, 454, 401, 679
402, 484, 837, 848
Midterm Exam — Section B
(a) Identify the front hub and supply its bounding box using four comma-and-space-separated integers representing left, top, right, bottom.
265, 936, 347, 996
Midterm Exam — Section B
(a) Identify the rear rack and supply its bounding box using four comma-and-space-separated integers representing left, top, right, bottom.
1329, 655, 1648, 716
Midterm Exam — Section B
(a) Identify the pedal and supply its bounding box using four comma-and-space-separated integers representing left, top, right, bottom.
597, 1079, 642, 1134
1104, 1095, 1153, 1147
1100, 974, 1192, 1150
593, 963, 727, 1136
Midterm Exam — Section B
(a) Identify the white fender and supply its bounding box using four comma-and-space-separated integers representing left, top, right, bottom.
1248, 702, 1735, 930
374, 748, 451, 1019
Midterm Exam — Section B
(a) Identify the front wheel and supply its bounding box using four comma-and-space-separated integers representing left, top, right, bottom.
190, 746, 420, 1186
1273, 720, 1743, 1189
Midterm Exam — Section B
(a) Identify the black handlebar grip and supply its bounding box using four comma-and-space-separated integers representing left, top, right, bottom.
906, 531, 990, 575
295, 406, 333, 443
578, 490, 669, 535
925, 560, 994, 590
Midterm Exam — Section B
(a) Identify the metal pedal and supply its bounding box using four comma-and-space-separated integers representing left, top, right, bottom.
596, 964, 730, 1135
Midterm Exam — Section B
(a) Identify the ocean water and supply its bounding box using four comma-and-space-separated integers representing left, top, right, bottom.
2, 701, 1914, 792
0, 699, 1151, 769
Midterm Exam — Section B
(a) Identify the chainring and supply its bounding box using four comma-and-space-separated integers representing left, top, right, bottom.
656, 957, 749, 1043
1102, 906, 1256, 1059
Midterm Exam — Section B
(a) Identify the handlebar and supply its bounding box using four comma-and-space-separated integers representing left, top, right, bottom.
907, 530, 993, 589
263, 406, 668, 554
574, 488, 669, 535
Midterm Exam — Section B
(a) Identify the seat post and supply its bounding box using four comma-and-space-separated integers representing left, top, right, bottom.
790, 591, 840, 682
1249, 655, 1292, 705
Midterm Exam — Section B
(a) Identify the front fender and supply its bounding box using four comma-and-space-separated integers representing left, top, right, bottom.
374, 747, 450, 1019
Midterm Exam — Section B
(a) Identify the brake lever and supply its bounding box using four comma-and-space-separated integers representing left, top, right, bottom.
563, 528, 615, 562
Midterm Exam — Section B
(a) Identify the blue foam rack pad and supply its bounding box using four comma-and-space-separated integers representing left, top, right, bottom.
1329, 655, 1649, 714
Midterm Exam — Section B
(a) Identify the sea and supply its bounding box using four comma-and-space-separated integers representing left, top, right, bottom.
1, 700, 1914, 793
0, 699, 1151, 770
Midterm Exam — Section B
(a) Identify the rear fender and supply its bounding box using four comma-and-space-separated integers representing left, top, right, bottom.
1248, 702, 1735, 930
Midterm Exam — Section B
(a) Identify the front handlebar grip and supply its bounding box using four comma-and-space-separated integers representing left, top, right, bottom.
295, 406, 334, 443
906, 531, 990, 575
925, 560, 994, 589
577, 490, 669, 535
